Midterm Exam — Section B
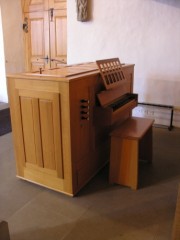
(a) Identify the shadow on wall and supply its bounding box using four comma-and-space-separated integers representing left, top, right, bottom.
152, 0, 180, 8
87, 0, 94, 21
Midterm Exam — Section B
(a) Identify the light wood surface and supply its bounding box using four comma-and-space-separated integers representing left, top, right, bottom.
109, 117, 154, 190
22, 0, 67, 71
7, 62, 135, 196
96, 58, 126, 90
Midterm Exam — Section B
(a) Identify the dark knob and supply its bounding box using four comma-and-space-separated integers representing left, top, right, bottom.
81, 111, 89, 114
81, 116, 89, 120
81, 105, 89, 109
80, 99, 89, 103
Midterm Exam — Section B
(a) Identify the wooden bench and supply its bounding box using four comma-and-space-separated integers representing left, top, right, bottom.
109, 117, 154, 190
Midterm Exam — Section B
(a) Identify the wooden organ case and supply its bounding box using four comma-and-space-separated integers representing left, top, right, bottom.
7, 60, 136, 196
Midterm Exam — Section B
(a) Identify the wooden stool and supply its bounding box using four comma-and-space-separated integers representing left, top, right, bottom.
109, 117, 154, 190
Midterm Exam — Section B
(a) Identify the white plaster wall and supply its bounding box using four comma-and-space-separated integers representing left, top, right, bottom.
67, 0, 180, 106
0, 0, 25, 102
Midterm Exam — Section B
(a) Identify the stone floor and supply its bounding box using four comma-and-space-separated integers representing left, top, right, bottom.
1, 127, 180, 240
0, 102, 9, 110
0, 102, 11, 136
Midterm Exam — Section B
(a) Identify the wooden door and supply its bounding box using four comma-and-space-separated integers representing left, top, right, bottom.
22, 0, 50, 71
49, 8, 67, 67
23, 10, 50, 71
22, 0, 67, 71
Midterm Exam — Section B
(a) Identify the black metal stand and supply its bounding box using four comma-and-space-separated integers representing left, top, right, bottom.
138, 102, 174, 131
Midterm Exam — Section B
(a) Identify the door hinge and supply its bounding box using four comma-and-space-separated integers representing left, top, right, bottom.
23, 17, 28, 33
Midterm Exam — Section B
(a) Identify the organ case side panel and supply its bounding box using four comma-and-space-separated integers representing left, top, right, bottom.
69, 74, 110, 192
7, 77, 74, 195
19, 89, 64, 178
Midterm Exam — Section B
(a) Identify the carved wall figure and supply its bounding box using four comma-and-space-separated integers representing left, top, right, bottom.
76, 0, 88, 22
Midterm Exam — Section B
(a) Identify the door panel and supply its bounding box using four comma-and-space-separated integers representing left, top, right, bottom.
24, 10, 50, 71
22, 0, 67, 71
55, 17, 67, 56
50, 11, 67, 67
21, 97, 39, 165
48, 0, 67, 10
30, 19, 44, 56
22, 0, 48, 12
39, 99, 56, 170
19, 90, 64, 178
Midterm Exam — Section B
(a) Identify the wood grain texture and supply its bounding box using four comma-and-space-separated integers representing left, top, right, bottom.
109, 117, 154, 190
7, 63, 135, 196
96, 58, 126, 90
22, 0, 67, 71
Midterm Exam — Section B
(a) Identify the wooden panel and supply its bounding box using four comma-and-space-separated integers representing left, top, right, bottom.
22, 0, 48, 12
19, 89, 57, 102
30, 19, 44, 56
32, 98, 44, 167
23, 166, 71, 195
31, 61, 46, 71
139, 127, 153, 163
19, 89, 64, 178
96, 58, 126, 90
23, 11, 50, 71
49, 0, 67, 10
109, 136, 139, 190
56, 17, 67, 56
51, 93, 64, 178
21, 97, 43, 167
123, 65, 134, 92
110, 117, 154, 139
22, 0, 67, 71
39, 99, 56, 170
50, 10, 67, 67
7, 80, 26, 177
70, 79, 93, 165
109, 117, 154, 190
15, 79, 59, 93
20, 97, 38, 165
31, 0, 44, 5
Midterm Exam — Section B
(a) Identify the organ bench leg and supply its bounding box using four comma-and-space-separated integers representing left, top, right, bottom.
109, 137, 139, 190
